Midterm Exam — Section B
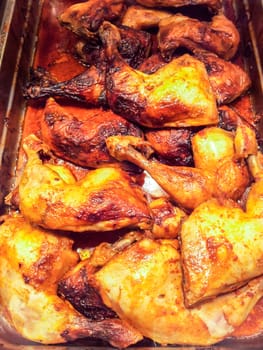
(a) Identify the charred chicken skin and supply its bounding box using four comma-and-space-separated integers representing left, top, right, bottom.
100, 21, 218, 128
40, 98, 143, 168
0, 214, 142, 347
18, 134, 152, 232
59, 0, 124, 39
158, 13, 240, 60
24, 65, 107, 106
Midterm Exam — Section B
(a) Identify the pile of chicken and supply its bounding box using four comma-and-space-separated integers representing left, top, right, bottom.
1, 0, 263, 347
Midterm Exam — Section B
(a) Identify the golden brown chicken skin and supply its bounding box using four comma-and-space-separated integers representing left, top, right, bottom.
99, 21, 218, 128
59, 0, 124, 39
94, 237, 263, 345
18, 134, 152, 232
106, 132, 250, 210
180, 197, 263, 307
158, 13, 240, 60
122, 5, 172, 30
194, 50, 251, 104
0, 214, 143, 347
40, 98, 143, 168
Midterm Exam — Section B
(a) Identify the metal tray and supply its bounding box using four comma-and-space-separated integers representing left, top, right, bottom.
0, 0, 263, 348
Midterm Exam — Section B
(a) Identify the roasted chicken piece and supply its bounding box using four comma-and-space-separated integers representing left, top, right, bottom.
180, 198, 263, 307
122, 5, 172, 30
40, 98, 143, 168
195, 50, 251, 104
59, 0, 124, 40
145, 128, 193, 166
158, 13, 240, 60
192, 126, 250, 200
94, 237, 263, 345
149, 197, 187, 238
24, 65, 107, 106
100, 21, 218, 128
75, 24, 152, 69
135, 0, 222, 11
0, 214, 142, 347
58, 232, 144, 318
17, 134, 151, 232
106, 131, 249, 210
139, 51, 250, 105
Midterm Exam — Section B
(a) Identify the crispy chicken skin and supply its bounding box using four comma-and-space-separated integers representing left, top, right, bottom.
24, 65, 107, 106
181, 198, 263, 306
40, 98, 143, 168
100, 21, 218, 128
122, 5, 172, 30
194, 50, 251, 104
18, 134, 152, 232
59, 0, 124, 39
106, 131, 249, 210
149, 197, 187, 238
145, 128, 193, 166
135, 0, 222, 11
94, 238, 263, 345
158, 13, 240, 60
0, 214, 142, 347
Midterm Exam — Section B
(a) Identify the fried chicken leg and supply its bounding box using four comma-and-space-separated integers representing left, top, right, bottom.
158, 13, 240, 60
24, 65, 107, 106
0, 214, 142, 347
106, 133, 249, 210
40, 98, 143, 168
18, 135, 152, 232
94, 237, 263, 345
99, 21, 218, 128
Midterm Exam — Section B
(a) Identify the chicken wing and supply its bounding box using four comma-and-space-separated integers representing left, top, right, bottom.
0, 214, 142, 347
40, 98, 143, 168
106, 133, 249, 210
158, 13, 240, 60
59, 0, 124, 39
99, 21, 218, 128
94, 237, 263, 345
135, 0, 222, 11
18, 134, 152, 232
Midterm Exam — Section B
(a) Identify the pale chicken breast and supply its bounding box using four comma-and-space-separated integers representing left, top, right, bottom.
94, 238, 263, 345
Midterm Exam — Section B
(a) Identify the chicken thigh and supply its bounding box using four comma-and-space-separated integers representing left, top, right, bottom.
0, 214, 142, 347
17, 134, 151, 232
94, 237, 263, 345
99, 21, 218, 128
158, 13, 240, 60
180, 198, 263, 306
40, 98, 143, 168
